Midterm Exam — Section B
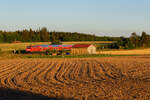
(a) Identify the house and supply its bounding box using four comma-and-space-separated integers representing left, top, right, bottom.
72, 44, 96, 55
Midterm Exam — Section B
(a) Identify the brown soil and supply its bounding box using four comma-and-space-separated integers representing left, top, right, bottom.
0, 57, 150, 100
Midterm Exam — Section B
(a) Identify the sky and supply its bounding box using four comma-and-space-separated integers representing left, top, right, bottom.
0, 0, 150, 37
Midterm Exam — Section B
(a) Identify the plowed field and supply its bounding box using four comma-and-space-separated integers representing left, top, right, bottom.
0, 57, 150, 100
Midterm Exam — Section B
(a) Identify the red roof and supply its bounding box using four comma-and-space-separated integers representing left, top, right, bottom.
72, 44, 93, 48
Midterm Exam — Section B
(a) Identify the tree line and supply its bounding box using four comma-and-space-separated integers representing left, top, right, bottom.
115, 32, 150, 49
0, 27, 150, 49
0, 27, 113, 43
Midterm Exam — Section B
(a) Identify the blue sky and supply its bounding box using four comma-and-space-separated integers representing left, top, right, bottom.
0, 0, 150, 36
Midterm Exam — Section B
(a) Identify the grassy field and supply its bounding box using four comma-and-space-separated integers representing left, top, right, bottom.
0, 56, 150, 99
0, 41, 115, 52
0, 41, 150, 59
98, 48, 150, 55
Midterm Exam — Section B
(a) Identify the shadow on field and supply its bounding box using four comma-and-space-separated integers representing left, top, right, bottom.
0, 87, 73, 100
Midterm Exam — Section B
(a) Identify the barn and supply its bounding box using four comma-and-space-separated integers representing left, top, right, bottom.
26, 44, 96, 55
71, 44, 96, 55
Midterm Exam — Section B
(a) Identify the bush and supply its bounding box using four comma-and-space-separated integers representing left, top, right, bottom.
13, 49, 27, 54
45, 50, 52, 55
51, 40, 62, 45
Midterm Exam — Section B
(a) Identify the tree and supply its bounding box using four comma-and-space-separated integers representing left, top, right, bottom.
22, 29, 30, 42
130, 32, 140, 48
39, 27, 50, 42
51, 31, 62, 44
140, 32, 147, 47
125, 39, 134, 49
0, 33, 4, 43
29, 28, 34, 42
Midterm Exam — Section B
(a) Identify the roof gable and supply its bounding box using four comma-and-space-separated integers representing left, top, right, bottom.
72, 44, 94, 48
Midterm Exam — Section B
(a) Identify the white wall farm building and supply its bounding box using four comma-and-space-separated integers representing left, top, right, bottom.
71, 44, 96, 55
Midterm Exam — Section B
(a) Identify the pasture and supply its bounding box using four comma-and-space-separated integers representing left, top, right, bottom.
0, 57, 150, 99
99, 48, 150, 55
0, 41, 115, 52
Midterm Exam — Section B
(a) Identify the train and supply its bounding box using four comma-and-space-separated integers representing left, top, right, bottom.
26, 45, 73, 55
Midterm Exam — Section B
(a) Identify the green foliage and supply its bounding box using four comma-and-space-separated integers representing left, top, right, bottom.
45, 49, 59, 55
140, 32, 149, 47
51, 49, 57, 53
51, 40, 62, 45
0, 28, 119, 43
115, 32, 150, 49
19, 54, 140, 59
45, 50, 52, 55
39, 27, 49, 42
0, 28, 150, 50
124, 40, 134, 49
0, 33, 4, 43
129, 32, 140, 48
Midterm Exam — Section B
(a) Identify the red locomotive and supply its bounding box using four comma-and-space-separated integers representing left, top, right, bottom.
26, 45, 72, 55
